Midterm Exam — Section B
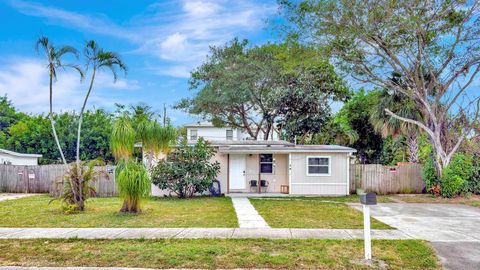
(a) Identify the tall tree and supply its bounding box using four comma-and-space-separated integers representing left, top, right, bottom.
77, 40, 126, 166
281, 0, 480, 176
177, 39, 348, 140
370, 88, 423, 163
0, 95, 25, 147
36, 36, 83, 164
59, 40, 127, 211
335, 90, 384, 163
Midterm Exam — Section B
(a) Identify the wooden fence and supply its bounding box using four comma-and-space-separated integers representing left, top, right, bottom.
349, 163, 424, 194
0, 164, 117, 197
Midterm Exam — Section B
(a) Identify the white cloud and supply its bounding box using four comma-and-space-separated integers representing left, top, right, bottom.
183, 1, 221, 18
8, 0, 277, 78
9, 0, 138, 42
154, 65, 192, 78
0, 58, 140, 114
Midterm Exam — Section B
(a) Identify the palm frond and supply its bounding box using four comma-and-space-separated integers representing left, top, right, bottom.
111, 114, 135, 160
56, 45, 80, 59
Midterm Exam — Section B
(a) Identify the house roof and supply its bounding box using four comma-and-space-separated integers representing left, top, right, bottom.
216, 143, 356, 154
189, 140, 294, 147
0, 148, 42, 158
184, 121, 216, 127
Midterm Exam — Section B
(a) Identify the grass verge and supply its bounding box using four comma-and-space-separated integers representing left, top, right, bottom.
0, 239, 440, 269
0, 195, 237, 227
389, 194, 480, 207
250, 198, 391, 229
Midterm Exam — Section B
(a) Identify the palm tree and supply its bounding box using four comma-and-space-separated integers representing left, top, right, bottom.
370, 88, 422, 163
76, 40, 127, 166
36, 36, 84, 164
137, 119, 177, 169
110, 114, 176, 213
70, 40, 127, 210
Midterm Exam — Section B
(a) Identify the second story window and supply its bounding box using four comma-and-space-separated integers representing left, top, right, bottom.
190, 129, 198, 140
226, 130, 233, 140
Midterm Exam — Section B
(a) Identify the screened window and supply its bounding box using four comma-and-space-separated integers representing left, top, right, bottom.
226, 130, 233, 140
190, 129, 198, 140
307, 156, 330, 175
260, 154, 273, 173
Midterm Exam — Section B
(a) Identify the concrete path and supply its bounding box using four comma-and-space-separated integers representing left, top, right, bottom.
0, 227, 409, 240
231, 197, 269, 228
0, 193, 39, 202
350, 203, 480, 270
432, 242, 480, 270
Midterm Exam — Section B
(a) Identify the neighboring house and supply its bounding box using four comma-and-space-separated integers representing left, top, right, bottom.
0, 149, 42, 165
185, 121, 280, 141
186, 122, 356, 196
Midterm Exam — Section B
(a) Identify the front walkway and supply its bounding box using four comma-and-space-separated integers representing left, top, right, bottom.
231, 197, 269, 228
0, 193, 39, 202
0, 227, 409, 239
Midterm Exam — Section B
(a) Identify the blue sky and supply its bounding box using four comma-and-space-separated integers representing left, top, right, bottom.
0, 0, 278, 125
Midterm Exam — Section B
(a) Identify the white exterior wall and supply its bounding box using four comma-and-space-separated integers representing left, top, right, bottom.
187, 127, 237, 141
289, 152, 349, 196
187, 127, 279, 141
0, 153, 39, 165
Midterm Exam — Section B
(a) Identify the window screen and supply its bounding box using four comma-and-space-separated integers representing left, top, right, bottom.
190, 129, 198, 140
307, 157, 330, 175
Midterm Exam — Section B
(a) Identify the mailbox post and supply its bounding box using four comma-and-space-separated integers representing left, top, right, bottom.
360, 192, 377, 260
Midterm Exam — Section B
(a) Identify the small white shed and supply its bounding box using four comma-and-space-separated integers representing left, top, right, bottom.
0, 149, 42, 165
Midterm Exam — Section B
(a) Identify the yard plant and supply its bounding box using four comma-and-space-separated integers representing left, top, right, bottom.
111, 113, 176, 212
151, 138, 220, 198
116, 159, 151, 213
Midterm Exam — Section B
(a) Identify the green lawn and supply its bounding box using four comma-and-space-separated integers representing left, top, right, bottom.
0, 239, 440, 269
250, 198, 391, 229
0, 195, 237, 227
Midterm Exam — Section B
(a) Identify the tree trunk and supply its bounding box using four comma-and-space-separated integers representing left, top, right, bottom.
48, 71, 67, 165
407, 132, 419, 163
75, 67, 96, 210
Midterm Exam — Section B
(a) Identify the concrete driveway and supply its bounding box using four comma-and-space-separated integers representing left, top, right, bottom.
350, 203, 480, 270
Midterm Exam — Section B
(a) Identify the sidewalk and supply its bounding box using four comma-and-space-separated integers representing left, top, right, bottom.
0, 227, 411, 240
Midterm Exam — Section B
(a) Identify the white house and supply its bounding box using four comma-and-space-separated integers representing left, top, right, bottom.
185, 122, 356, 196
185, 121, 280, 141
0, 149, 42, 165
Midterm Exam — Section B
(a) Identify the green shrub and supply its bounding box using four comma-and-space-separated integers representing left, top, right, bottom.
441, 154, 473, 198
465, 154, 480, 194
56, 160, 104, 212
151, 138, 220, 198
422, 157, 437, 192
116, 159, 151, 213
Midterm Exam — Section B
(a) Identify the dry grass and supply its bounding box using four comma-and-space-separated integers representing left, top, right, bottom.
389, 194, 480, 207
0, 239, 440, 269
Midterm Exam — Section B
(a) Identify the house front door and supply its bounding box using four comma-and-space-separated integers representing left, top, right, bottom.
229, 154, 246, 190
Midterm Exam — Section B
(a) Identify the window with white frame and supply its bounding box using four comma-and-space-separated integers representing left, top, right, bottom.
226, 129, 233, 140
260, 154, 273, 173
190, 129, 198, 140
307, 156, 330, 175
